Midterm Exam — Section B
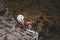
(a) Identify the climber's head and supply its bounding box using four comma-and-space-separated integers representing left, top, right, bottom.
17, 14, 25, 25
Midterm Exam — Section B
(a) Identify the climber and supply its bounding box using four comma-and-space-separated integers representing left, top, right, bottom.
17, 14, 24, 25
17, 15, 32, 29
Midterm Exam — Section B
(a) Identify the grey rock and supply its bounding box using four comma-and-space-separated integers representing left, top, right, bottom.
6, 34, 18, 40
0, 29, 6, 37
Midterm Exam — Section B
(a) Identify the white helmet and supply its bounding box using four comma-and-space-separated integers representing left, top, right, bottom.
17, 15, 24, 22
